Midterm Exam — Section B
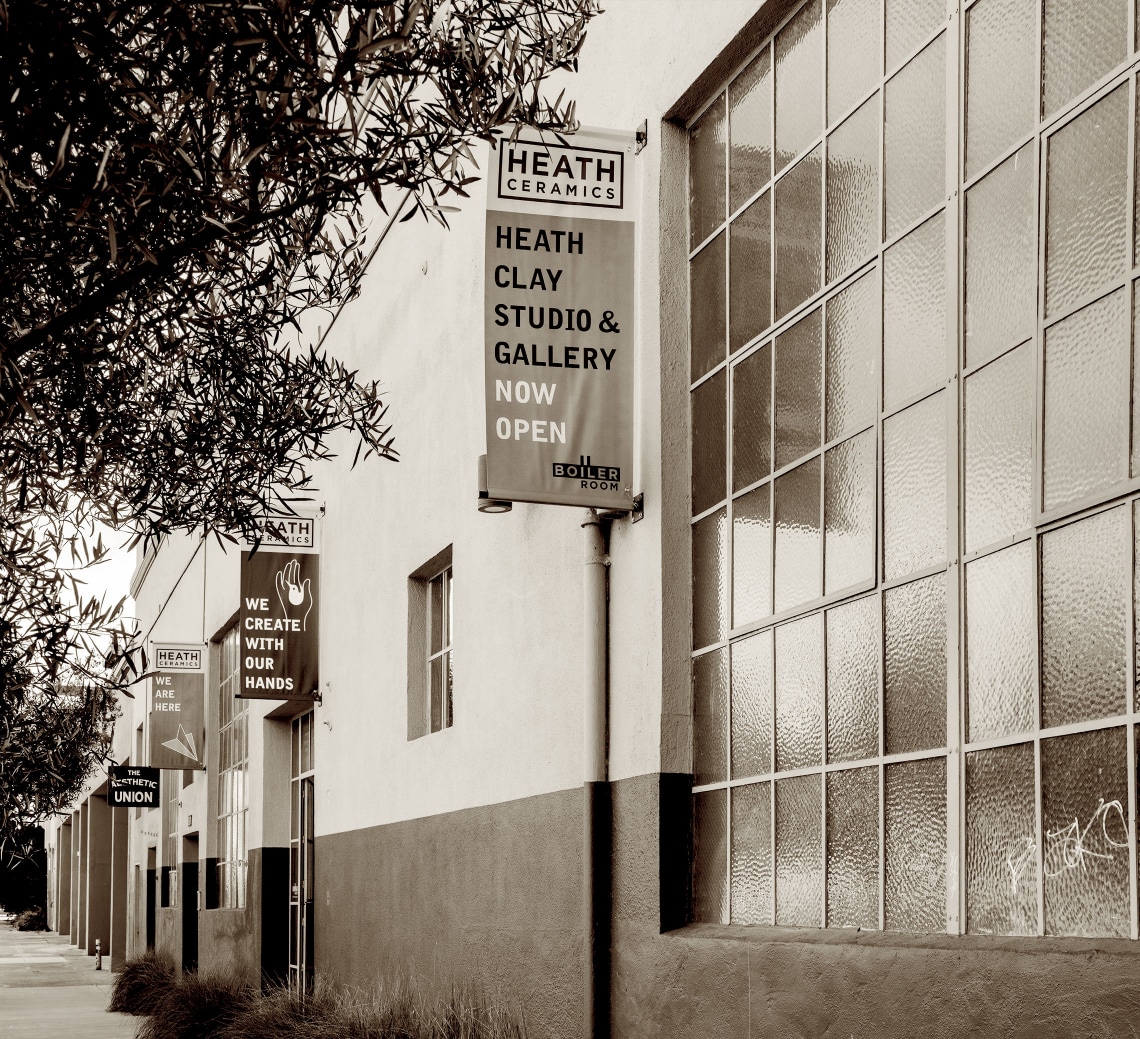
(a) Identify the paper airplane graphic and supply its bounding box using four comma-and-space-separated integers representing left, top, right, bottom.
161, 725, 198, 762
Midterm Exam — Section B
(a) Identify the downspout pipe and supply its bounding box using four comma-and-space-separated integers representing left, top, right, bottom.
582, 509, 611, 1039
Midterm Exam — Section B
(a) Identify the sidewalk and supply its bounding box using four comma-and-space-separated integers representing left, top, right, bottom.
0, 923, 137, 1038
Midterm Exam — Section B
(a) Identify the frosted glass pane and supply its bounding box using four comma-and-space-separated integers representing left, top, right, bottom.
775, 0, 823, 171
730, 48, 772, 214
827, 0, 881, 120
886, 0, 943, 72
775, 457, 822, 612
827, 766, 879, 928
883, 213, 946, 411
826, 95, 880, 283
824, 431, 875, 594
1043, 289, 1129, 512
884, 573, 947, 755
690, 234, 726, 382
1135, 286, 1140, 478
884, 35, 945, 240
1041, 507, 1128, 728
826, 271, 878, 444
693, 647, 728, 786
1045, 85, 1128, 316
733, 484, 772, 626
692, 369, 727, 516
775, 773, 823, 927
693, 507, 728, 650
691, 94, 726, 248
693, 789, 728, 923
883, 391, 946, 581
885, 757, 946, 932
775, 308, 822, 469
730, 192, 772, 351
731, 782, 772, 924
1042, 0, 1128, 117
965, 542, 1036, 742
733, 343, 772, 491
965, 0, 1038, 179
964, 342, 1034, 552
965, 146, 1036, 369
1042, 728, 1130, 937
966, 743, 1037, 936
775, 147, 823, 319
732, 628, 773, 778
775, 614, 824, 771
826, 595, 879, 763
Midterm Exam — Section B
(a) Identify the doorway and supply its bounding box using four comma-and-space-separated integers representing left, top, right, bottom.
289, 711, 315, 991
181, 834, 199, 972
145, 847, 156, 951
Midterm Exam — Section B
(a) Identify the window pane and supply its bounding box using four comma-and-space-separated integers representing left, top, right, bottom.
826, 94, 880, 282
825, 267, 878, 442
730, 47, 772, 213
693, 789, 728, 923
775, 613, 823, 771
965, 0, 1038, 178
884, 573, 947, 755
774, 308, 822, 469
693, 507, 729, 650
732, 628, 773, 779
827, 0, 881, 120
966, 743, 1037, 936
964, 342, 1034, 552
775, 773, 823, 926
430, 655, 443, 733
1042, 0, 1127, 117
883, 212, 946, 411
690, 234, 726, 381
885, 0, 943, 72
775, 147, 823, 319
692, 369, 727, 517
883, 391, 946, 580
1041, 728, 1130, 937
826, 595, 880, 763
730, 192, 772, 351
884, 34, 945, 240
1045, 85, 1128, 316
824, 429, 876, 594
775, 0, 822, 171
827, 766, 879, 928
732, 343, 772, 491
731, 782, 772, 924
965, 146, 1036, 369
693, 648, 728, 785
774, 456, 822, 612
1041, 507, 1128, 728
884, 757, 946, 932
965, 542, 1036, 742
1042, 289, 1129, 512
690, 94, 726, 248
733, 483, 772, 626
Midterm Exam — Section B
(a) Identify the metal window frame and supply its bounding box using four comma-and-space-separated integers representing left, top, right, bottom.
215, 625, 248, 910
426, 565, 454, 732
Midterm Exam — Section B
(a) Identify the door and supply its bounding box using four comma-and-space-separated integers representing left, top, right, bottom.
181, 835, 199, 972
289, 712, 315, 991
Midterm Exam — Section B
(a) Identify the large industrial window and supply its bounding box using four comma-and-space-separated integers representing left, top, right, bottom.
216, 625, 249, 909
689, 0, 1140, 938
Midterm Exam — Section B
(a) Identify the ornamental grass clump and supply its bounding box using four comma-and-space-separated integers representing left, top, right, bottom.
133, 968, 255, 1038
108, 950, 177, 1015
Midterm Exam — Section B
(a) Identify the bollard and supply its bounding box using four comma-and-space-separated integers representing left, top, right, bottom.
95, 938, 102, 970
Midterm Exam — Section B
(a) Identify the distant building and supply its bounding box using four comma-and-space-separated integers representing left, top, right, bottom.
43, 2, 1140, 1035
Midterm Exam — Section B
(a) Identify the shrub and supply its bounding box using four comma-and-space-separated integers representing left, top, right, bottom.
135, 970, 256, 1039
108, 950, 177, 1015
11, 906, 46, 931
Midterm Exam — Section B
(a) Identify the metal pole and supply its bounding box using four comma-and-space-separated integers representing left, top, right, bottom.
582, 509, 611, 1039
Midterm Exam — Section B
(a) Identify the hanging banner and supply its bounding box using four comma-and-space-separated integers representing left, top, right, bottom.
484, 128, 637, 509
148, 671, 206, 770
154, 643, 203, 671
108, 765, 160, 808
238, 513, 319, 700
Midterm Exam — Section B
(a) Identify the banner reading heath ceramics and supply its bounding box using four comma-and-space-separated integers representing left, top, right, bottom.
148, 645, 206, 770
238, 513, 320, 700
484, 128, 637, 509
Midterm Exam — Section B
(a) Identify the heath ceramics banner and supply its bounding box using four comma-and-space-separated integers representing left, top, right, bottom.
148, 672, 205, 770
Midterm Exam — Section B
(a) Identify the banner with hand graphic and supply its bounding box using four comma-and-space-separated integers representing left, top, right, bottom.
239, 547, 320, 700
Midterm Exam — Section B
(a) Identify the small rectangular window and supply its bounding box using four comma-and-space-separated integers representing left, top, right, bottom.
408, 547, 453, 739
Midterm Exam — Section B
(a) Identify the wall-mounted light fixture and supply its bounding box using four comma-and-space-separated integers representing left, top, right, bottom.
477, 455, 512, 514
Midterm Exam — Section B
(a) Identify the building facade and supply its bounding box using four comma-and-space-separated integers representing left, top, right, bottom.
44, 1, 1140, 1035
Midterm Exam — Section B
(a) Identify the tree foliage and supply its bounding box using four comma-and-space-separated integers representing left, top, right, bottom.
0, 0, 597, 855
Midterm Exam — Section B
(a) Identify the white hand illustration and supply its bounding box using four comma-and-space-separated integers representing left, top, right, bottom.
275, 558, 314, 630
